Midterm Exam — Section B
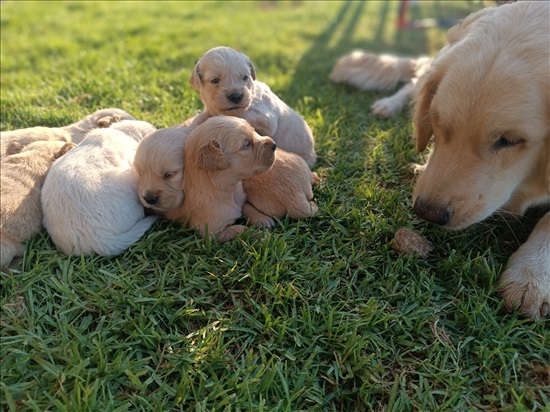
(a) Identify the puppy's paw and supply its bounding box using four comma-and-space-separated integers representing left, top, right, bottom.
216, 224, 247, 243
498, 220, 550, 319
370, 97, 403, 119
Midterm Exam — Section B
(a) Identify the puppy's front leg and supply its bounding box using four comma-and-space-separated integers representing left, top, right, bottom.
215, 224, 247, 243
499, 212, 550, 319
370, 81, 414, 119
242, 201, 275, 228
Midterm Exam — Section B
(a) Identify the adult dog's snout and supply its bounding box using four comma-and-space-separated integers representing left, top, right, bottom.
413, 198, 451, 226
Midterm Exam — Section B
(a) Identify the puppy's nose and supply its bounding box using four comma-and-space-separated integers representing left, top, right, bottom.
270, 142, 276, 151
413, 198, 451, 226
228, 92, 243, 104
143, 194, 159, 205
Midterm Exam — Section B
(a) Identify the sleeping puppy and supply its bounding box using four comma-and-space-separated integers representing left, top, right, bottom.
41, 121, 158, 257
411, 2, 550, 319
164, 116, 276, 243
330, 51, 432, 119
242, 149, 320, 228
0, 107, 135, 158
133, 127, 192, 214
1, 140, 75, 267
185, 46, 317, 168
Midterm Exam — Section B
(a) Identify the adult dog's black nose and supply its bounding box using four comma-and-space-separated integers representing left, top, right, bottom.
143, 194, 158, 205
413, 198, 451, 226
228, 92, 243, 104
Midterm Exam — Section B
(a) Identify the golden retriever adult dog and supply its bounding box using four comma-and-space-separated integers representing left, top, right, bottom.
0, 108, 135, 159
164, 116, 276, 243
411, 1, 550, 319
330, 51, 432, 119
242, 149, 320, 228
133, 127, 192, 214
41, 121, 158, 256
184, 46, 317, 168
0, 140, 75, 267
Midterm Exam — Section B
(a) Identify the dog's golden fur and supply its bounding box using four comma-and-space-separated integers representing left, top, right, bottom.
411, 1, 550, 319
330, 51, 432, 119
184, 46, 317, 168
133, 127, 192, 214
242, 149, 319, 228
165, 116, 276, 243
0, 140, 75, 267
0, 108, 135, 159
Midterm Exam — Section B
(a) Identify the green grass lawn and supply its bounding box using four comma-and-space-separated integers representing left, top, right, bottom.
1, 1, 548, 410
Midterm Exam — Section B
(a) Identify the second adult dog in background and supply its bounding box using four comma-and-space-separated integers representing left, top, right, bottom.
185, 46, 317, 168
41, 121, 158, 257
330, 51, 432, 119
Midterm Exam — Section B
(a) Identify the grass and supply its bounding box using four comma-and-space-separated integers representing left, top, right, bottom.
1, 1, 549, 411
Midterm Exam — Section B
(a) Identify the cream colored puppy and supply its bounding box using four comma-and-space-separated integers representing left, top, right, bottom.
165, 116, 276, 243
186, 46, 317, 168
242, 149, 319, 228
0, 108, 135, 158
134, 127, 192, 214
1, 140, 75, 267
330, 51, 432, 119
41, 121, 158, 256
411, 2, 550, 319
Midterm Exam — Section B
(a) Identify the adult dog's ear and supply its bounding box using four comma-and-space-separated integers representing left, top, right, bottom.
446, 6, 497, 44
412, 68, 442, 152
198, 140, 229, 170
189, 61, 202, 90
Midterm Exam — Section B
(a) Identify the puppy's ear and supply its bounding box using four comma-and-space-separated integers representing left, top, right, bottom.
6, 142, 24, 156
198, 140, 229, 170
97, 114, 121, 128
55, 142, 77, 159
189, 61, 202, 90
412, 68, 442, 152
247, 59, 256, 81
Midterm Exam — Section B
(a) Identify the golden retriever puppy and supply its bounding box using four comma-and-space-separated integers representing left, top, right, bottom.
185, 46, 317, 168
165, 116, 276, 243
41, 121, 158, 257
411, 2, 550, 319
0, 140, 75, 267
242, 149, 319, 228
330, 51, 432, 119
0, 108, 135, 158
133, 127, 192, 214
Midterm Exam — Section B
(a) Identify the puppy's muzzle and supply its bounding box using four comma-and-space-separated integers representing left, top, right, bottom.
143, 193, 159, 206
413, 198, 451, 226
227, 92, 243, 104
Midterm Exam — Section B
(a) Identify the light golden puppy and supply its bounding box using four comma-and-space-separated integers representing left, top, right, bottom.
185, 46, 317, 168
411, 2, 550, 319
330, 51, 432, 119
0, 140, 75, 267
165, 116, 276, 243
0, 108, 135, 159
242, 149, 319, 228
41, 121, 158, 257
133, 127, 192, 213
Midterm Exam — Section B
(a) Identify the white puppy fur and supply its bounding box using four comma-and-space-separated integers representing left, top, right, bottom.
1, 108, 136, 158
41, 121, 158, 256
185, 46, 317, 168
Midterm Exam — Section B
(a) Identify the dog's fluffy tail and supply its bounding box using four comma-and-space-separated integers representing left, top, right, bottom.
330, 50, 428, 92
95, 215, 158, 257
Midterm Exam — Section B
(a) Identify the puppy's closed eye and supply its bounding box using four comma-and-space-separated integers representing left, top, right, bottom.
492, 133, 526, 152
242, 139, 253, 149
210, 78, 220, 85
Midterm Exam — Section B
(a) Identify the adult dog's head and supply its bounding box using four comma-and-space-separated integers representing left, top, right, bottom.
133, 127, 191, 212
189, 46, 256, 117
186, 116, 276, 183
412, 2, 550, 229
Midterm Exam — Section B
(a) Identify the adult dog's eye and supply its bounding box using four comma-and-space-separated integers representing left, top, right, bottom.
493, 134, 525, 151
163, 172, 174, 179
210, 78, 220, 84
